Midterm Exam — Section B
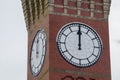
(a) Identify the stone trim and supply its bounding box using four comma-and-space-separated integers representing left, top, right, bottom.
103, 0, 111, 19
21, 0, 49, 30
49, 12, 106, 21
49, 68, 111, 79
35, 68, 111, 80
21, 0, 31, 30
21, 0, 111, 30
48, 0, 111, 21
29, 0, 35, 24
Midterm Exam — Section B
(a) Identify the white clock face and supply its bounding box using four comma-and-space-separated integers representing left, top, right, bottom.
30, 29, 46, 76
56, 22, 102, 67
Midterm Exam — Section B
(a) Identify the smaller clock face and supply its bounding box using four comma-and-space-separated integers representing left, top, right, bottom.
30, 29, 46, 77
56, 22, 102, 68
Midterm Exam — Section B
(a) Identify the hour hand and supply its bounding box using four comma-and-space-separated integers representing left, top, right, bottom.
77, 26, 82, 50
36, 38, 39, 58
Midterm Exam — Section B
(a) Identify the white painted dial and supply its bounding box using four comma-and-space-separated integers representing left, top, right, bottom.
56, 22, 102, 67
30, 29, 46, 76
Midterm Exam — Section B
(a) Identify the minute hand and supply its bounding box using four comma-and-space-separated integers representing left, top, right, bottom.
77, 26, 82, 50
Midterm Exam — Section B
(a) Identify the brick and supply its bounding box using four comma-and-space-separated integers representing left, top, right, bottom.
81, 11, 90, 17
54, 7, 64, 13
94, 12, 104, 18
67, 9, 77, 15
68, 1, 77, 7
95, 5, 103, 11
95, 0, 103, 3
54, 0, 64, 5
81, 2, 90, 9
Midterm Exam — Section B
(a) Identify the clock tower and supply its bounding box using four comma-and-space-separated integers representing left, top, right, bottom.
21, 0, 111, 80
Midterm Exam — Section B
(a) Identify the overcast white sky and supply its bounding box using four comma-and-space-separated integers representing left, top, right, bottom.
0, 0, 120, 80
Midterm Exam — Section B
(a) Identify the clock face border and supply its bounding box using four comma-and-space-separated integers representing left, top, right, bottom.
30, 29, 47, 77
56, 22, 103, 68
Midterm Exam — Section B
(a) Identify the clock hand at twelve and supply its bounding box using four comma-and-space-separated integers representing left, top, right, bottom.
36, 37, 39, 58
77, 25, 82, 50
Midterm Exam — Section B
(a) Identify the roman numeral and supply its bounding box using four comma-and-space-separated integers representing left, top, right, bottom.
86, 30, 89, 34
70, 56, 73, 61
62, 33, 67, 37
94, 46, 100, 48
62, 50, 67, 53
87, 58, 90, 63
69, 27, 72, 32
79, 59, 81, 65
92, 37, 97, 40
59, 42, 65, 44
92, 54, 97, 57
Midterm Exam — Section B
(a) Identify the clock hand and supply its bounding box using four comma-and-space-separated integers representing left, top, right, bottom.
36, 38, 39, 58
77, 25, 82, 50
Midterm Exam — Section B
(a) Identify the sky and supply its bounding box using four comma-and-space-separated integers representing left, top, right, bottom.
0, 0, 120, 80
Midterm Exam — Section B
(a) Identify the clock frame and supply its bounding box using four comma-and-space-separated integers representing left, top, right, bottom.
56, 22, 103, 68
30, 29, 46, 77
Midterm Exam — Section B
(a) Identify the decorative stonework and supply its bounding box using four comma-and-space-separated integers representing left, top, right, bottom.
21, 0, 111, 30
21, 0, 31, 29
49, 0, 111, 20
21, 0, 48, 30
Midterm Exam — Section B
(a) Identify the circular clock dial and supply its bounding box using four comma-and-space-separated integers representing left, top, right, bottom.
56, 22, 102, 67
30, 29, 46, 76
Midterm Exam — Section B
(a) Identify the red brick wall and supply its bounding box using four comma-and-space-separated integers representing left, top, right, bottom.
27, 16, 49, 80
25, 0, 111, 80
49, 0, 110, 20
49, 14, 111, 80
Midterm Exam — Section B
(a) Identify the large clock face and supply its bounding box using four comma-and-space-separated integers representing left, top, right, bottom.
56, 22, 102, 68
30, 29, 46, 76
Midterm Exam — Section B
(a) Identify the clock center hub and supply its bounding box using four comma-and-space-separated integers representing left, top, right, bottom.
66, 31, 94, 59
